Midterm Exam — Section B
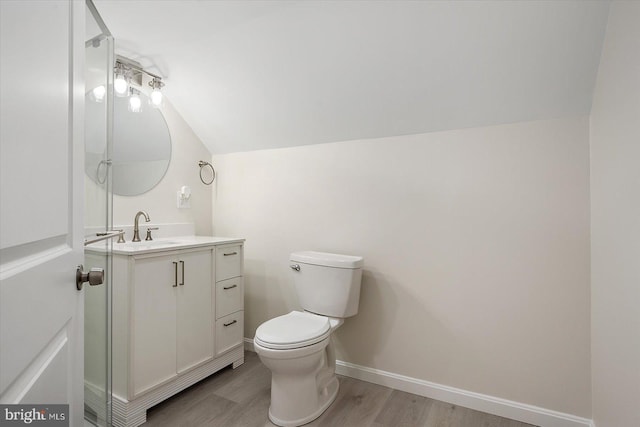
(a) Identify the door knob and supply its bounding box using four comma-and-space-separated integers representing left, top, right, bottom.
76, 265, 104, 290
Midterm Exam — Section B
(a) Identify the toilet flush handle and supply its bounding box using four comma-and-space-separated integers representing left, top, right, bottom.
290, 264, 300, 272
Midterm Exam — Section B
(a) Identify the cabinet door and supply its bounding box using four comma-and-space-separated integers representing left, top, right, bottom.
132, 254, 177, 397
176, 250, 214, 373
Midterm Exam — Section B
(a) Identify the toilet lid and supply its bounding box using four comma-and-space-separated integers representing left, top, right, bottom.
255, 311, 331, 349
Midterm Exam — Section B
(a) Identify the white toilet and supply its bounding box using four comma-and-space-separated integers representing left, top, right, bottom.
253, 251, 363, 427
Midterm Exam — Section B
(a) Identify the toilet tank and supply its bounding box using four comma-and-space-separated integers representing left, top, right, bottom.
290, 251, 363, 318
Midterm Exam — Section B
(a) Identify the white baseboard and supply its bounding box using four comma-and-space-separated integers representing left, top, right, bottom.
244, 337, 255, 352
336, 360, 592, 427
244, 337, 592, 427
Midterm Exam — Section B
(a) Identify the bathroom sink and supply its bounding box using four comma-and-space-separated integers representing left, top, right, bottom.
113, 240, 183, 252
117, 240, 181, 249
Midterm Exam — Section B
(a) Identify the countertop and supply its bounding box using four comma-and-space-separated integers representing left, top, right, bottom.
86, 235, 244, 255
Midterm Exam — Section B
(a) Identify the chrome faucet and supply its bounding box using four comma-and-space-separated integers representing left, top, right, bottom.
132, 211, 150, 242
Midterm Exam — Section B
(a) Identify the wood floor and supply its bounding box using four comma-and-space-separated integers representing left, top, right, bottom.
143, 351, 536, 427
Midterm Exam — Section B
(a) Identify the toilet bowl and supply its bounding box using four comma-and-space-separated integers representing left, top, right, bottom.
254, 311, 343, 427
254, 251, 363, 427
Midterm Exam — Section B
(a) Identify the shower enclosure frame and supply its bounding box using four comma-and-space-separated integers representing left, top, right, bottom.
85, 0, 114, 425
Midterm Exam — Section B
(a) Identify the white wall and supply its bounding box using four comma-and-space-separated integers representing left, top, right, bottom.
590, 2, 640, 427
212, 116, 591, 417
112, 97, 212, 235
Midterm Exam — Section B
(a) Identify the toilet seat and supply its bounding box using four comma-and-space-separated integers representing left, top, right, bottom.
255, 311, 331, 350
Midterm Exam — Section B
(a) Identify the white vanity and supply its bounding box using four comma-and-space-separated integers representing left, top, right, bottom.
100, 236, 245, 427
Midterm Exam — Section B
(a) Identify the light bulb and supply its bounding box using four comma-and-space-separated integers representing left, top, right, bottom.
150, 88, 163, 108
128, 91, 142, 112
114, 75, 128, 96
91, 85, 106, 102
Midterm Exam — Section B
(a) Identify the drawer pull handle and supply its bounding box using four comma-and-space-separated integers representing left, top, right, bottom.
223, 320, 237, 327
223, 251, 238, 256
223, 284, 238, 290
179, 260, 185, 286
290, 264, 300, 271
172, 262, 178, 287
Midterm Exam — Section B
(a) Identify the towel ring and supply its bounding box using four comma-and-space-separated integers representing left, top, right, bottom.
96, 159, 111, 185
198, 160, 215, 185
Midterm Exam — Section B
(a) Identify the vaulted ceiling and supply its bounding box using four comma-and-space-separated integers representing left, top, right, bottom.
94, 0, 610, 154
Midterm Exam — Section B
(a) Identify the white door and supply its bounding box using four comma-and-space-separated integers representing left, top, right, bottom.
0, 0, 85, 424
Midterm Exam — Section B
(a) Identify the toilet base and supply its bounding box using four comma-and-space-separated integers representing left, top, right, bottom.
268, 376, 339, 427
254, 314, 345, 427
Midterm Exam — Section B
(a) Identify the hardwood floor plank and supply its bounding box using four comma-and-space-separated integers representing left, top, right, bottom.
144, 387, 236, 427
212, 353, 272, 403
182, 394, 238, 426
372, 390, 434, 427
210, 386, 272, 427
472, 410, 523, 427
422, 400, 465, 427
498, 416, 537, 427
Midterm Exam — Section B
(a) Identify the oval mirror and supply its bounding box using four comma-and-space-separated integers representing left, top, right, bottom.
85, 89, 172, 196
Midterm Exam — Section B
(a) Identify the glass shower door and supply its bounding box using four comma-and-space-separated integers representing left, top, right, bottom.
84, 1, 114, 425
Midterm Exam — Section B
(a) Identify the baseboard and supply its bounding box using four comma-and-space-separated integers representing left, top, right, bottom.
244, 337, 592, 427
244, 337, 255, 352
336, 360, 592, 427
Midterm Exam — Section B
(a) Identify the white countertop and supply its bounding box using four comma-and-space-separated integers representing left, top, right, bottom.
86, 235, 244, 255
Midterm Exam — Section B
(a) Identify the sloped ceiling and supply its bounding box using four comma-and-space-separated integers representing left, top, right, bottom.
94, 0, 610, 154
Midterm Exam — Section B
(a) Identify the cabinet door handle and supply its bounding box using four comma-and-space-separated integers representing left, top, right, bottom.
223, 251, 237, 256
179, 260, 185, 286
223, 284, 237, 290
172, 262, 178, 287
223, 319, 237, 327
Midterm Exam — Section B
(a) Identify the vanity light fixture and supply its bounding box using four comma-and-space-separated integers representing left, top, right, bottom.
112, 56, 166, 109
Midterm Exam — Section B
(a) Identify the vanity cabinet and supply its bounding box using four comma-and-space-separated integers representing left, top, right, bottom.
132, 249, 213, 396
109, 238, 245, 427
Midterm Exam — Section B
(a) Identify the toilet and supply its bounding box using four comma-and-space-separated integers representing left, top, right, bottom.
253, 251, 363, 427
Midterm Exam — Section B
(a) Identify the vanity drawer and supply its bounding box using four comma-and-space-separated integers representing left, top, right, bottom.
216, 311, 244, 356
215, 277, 243, 319
216, 244, 242, 281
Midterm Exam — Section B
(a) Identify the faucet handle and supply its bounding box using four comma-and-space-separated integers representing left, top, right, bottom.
116, 229, 125, 243
145, 227, 159, 241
